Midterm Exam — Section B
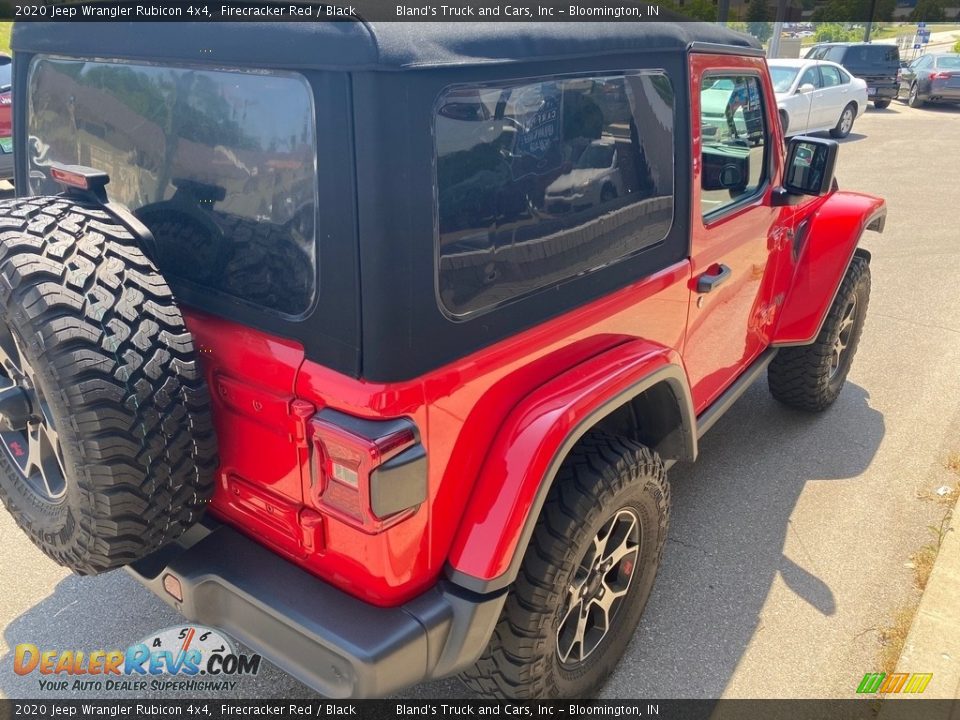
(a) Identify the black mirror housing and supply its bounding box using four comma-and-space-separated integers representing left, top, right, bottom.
783, 136, 839, 197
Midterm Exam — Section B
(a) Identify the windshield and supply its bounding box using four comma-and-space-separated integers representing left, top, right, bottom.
769, 66, 800, 93
936, 56, 960, 69
575, 144, 615, 169
0, 61, 11, 91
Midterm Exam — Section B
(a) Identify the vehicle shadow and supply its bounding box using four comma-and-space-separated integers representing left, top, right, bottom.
401, 381, 885, 699
798, 130, 866, 144
911, 103, 960, 114
835, 131, 868, 144
598, 380, 884, 698
1, 381, 884, 701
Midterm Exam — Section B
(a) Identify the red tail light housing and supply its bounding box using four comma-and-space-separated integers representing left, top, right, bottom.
308, 409, 427, 533
930, 71, 952, 80
50, 165, 93, 190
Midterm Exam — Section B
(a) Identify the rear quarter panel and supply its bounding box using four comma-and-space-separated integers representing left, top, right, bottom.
294, 262, 691, 604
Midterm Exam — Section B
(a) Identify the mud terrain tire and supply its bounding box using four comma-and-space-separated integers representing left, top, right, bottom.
768, 255, 870, 412
460, 433, 670, 698
0, 196, 217, 574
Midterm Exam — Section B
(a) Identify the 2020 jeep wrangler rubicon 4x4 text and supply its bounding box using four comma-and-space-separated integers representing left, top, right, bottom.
0, 22, 885, 698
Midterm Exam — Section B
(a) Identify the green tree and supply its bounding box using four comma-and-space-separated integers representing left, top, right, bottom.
875, 0, 896, 21
910, 0, 947, 21
813, 22, 859, 42
684, 0, 719, 21
746, 0, 772, 42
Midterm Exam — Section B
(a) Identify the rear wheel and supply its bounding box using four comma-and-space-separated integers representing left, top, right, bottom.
830, 103, 856, 138
908, 83, 924, 108
0, 196, 217, 574
460, 433, 670, 698
768, 255, 870, 412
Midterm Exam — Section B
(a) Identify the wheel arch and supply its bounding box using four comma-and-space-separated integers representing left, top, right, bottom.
445, 340, 695, 594
772, 191, 885, 347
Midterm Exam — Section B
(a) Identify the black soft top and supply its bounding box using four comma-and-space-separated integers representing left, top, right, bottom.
13, 21, 760, 71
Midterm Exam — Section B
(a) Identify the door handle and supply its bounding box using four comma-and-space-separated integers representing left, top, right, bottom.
697, 264, 732, 293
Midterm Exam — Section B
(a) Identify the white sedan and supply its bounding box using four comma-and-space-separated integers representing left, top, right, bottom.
767, 59, 868, 139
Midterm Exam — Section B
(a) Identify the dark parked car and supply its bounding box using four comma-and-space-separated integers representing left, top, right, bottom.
806, 42, 900, 108
898, 53, 960, 107
0, 54, 11, 181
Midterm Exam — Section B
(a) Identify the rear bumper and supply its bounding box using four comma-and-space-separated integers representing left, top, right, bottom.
867, 80, 900, 101
927, 85, 960, 102
126, 521, 506, 698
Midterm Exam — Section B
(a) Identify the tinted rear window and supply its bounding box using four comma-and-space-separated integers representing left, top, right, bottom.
435, 72, 675, 318
27, 56, 317, 315
843, 45, 900, 66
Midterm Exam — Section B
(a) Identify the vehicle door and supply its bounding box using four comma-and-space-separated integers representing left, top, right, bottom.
817, 64, 848, 126
792, 65, 822, 132
901, 55, 930, 95
687, 53, 793, 413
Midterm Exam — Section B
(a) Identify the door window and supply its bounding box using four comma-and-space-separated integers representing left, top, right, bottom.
700, 75, 769, 218
799, 66, 822, 88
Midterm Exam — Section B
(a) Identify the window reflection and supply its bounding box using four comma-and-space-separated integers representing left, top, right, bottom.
435, 73, 675, 318
27, 58, 317, 315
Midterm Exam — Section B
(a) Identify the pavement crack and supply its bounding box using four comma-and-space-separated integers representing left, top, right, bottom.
871, 312, 960, 336
788, 519, 818, 571
668, 536, 711, 556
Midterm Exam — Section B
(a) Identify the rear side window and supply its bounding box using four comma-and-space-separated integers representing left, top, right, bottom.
846, 45, 899, 66
821, 66, 843, 87
27, 57, 317, 315
434, 72, 675, 318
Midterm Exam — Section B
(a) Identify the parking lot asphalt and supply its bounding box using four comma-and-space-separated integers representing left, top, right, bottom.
2, 94, 960, 702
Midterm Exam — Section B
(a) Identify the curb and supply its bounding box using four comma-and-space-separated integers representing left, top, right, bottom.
877, 504, 960, 718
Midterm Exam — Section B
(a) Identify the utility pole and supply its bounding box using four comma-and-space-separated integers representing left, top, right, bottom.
718, 0, 730, 22
864, 0, 877, 41
769, 0, 789, 58
770, 21, 784, 57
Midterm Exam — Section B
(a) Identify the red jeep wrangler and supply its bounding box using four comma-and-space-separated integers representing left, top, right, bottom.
0, 22, 885, 698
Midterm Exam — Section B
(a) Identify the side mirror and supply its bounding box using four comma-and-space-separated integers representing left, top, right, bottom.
797, 83, 816, 94
775, 136, 839, 203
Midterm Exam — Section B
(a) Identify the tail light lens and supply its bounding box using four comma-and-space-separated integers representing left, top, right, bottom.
309, 409, 427, 533
930, 71, 952, 80
0, 93, 10, 106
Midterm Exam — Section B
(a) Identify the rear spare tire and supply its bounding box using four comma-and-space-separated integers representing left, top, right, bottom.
0, 196, 217, 574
